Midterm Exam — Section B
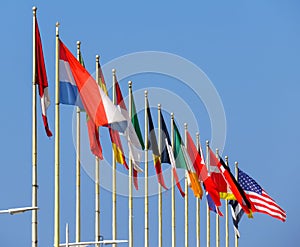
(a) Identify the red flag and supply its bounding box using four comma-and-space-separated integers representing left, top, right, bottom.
86, 116, 103, 159
78, 51, 102, 159
186, 131, 221, 206
209, 148, 253, 216
35, 18, 52, 137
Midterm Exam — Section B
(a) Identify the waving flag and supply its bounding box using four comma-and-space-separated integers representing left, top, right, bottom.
147, 100, 167, 190
206, 191, 223, 216
160, 112, 184, 197
174, 123, 202, 198
59, 40, 126, 130
97, 69, 127, 169
208, 148, 234, 200
209, 148, 253, 216
130, 91, 144, 190
113, 77, 143, 173
238, 168, 286, 222
186, 131, 221, 207
86, 116, 102, 159
35, 18, 52, 137
229, 199, 244, 238
80, 50, 102, 159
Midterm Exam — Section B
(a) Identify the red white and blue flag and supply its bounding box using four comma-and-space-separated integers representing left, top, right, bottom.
238, 168, 286, 222
58, 40, 126, 131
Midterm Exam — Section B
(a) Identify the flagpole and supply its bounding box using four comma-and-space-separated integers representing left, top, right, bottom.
171, 113, 176, 247
184, 123, 189, 247
32, 6, 38, 247
206, 140, 210, 247
75, 40, 81, 245
128, 81, 133, 247
225, 156, 229, 247
54, 21, 60, 247
157, 104, 162, 247
144, 90, 149, 247
112, 69, 117, 247
234, 161, 239, 247
95, 55, 101, 247
215, 149, 220, 247
195, 132, 200, 247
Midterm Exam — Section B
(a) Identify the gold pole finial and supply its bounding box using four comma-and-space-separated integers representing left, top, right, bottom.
184, 123, 188, 130
225, 156, 229, 164
144, 90, 148, 97
171, 112, 174, 120
128, 80, 132, 88
96, 55, 100, 63
112, 68, 116, 75
196, 132, 199, 138
206, 140, 209, 147
158, 104, 161, 110
32, 6, 37, 16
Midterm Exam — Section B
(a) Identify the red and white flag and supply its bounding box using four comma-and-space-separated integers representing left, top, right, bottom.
35, 18, 52, 137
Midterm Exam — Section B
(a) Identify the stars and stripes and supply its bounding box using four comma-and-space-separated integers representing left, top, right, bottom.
238, 168, 286, 222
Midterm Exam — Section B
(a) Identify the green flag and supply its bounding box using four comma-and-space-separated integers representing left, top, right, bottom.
174, 122, 187, 169
131, 92, 145, 150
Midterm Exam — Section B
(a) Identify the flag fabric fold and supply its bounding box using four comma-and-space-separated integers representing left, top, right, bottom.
86, 115, 103, 159
173, 122, 202, 198
35, 18, 52, 137
208, 148, 235, 200
238, 168, 286, 222
209, 148, 253, 217
147, 101, 167, 190
186, 131, 221, 207
80, 50, 102, 159
197, 140, 222, 209
130, 91, 145, 190
206, 191, 223, 216
160, 111, 184, 197
113, 78, 143, 173
98, 66, 128, 169
229, 199, 244, 238
58, 40, 126, 130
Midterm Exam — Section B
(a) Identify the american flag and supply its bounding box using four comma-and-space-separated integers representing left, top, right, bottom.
238, 168, 286, 222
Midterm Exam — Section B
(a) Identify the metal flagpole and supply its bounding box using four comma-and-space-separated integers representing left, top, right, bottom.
112, 69, 117, 247
195, 132, 201, 247
75, 40, 81, 245
234, 162, 239, 247
184, 123, 189, 247
32, 7, 38, 247
171, 113, 176, 247
157, 104, 162, 247
225, 156, 229, 247
95, 55, 101, 247
54, 21, 60, 247
128, 81, 133, 247
215, 149, 220, 247
205, 140, 210, 247
144, 91, 149, 247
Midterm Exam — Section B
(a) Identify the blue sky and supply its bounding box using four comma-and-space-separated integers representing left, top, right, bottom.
0, 1, 299, 246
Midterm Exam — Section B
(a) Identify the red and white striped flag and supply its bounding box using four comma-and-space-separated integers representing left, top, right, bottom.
238, 168, 286, 222
35, 18, 52, 137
